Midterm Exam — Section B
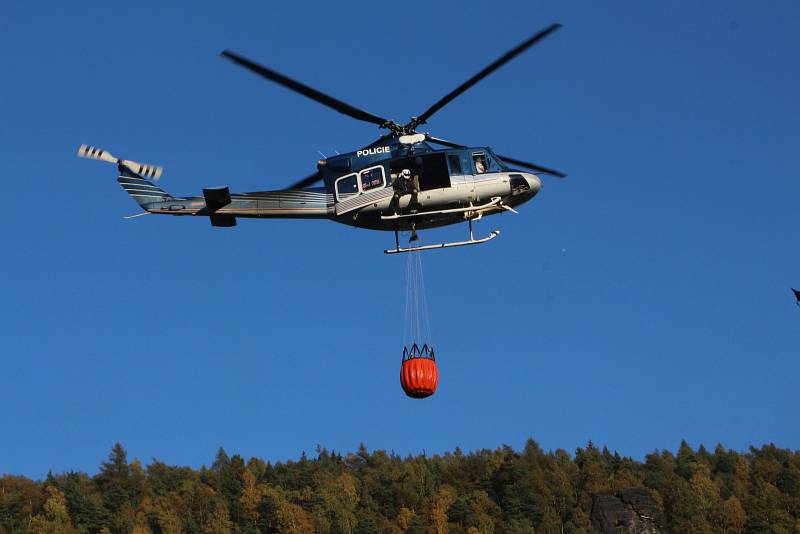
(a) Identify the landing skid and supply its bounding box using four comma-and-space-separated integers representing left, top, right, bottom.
385, 219, 500, 254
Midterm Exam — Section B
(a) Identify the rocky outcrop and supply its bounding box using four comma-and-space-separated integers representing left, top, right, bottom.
591, 488, 666, 534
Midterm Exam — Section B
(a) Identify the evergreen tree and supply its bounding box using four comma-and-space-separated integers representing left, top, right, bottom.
4, 440, 800, 533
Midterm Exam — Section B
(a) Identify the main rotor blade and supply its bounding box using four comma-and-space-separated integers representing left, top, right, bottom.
287, 171, 322, 189
413, 23, 562, 127
426, 136, 566, 178
221, 50, 391, 127
424, 135, 467, 149
364, 133, 395, 149
495, 154, 567, 178
286, 135, 394, 189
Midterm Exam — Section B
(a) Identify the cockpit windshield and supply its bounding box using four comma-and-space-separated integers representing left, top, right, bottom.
487, 149, 509, 171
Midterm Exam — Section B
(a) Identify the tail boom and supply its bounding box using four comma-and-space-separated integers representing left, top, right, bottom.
140, 188, 333, 222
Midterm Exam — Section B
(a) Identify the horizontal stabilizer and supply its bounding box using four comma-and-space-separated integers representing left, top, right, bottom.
78, 144, 164, 180
210, 214, 237, 227
203, 187, 232, 211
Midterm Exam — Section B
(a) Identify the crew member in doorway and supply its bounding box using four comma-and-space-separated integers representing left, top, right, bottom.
390, 168, 421, 213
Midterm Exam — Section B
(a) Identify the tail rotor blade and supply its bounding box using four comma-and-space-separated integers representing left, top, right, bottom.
77, 144, 118, 164
78, 144, 164, 180
120, 159, 163, 181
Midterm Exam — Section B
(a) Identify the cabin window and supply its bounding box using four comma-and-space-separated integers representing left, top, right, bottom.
359, 166, 385, 192
335, 173, 359, 201
447, 154, 462, 175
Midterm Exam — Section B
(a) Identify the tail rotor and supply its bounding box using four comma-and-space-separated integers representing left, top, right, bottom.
77, 144, 164, 180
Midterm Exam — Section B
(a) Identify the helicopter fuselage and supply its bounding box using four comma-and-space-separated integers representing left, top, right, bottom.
141, 141, 542, 232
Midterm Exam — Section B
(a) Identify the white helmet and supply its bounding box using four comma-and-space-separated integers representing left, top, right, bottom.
401, 169, 411, 178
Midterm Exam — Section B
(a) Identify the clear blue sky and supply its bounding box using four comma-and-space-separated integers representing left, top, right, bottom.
1, 0, 799, 479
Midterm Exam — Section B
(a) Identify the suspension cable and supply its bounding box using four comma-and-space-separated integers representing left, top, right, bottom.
402, 234, 433, 354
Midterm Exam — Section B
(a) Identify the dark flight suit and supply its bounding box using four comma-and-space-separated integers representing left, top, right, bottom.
390, 173, 421, 213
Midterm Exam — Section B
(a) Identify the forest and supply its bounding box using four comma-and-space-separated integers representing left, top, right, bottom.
1, 440, 799, 534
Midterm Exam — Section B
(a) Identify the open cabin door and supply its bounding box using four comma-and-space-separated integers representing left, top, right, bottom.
334, 165, 394, 215
389, 153, 452, 192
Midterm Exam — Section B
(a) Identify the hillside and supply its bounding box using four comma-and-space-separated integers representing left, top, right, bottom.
1, 440, 798, 533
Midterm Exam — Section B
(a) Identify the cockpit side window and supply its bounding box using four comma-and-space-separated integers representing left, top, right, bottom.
472, 153, 488, 174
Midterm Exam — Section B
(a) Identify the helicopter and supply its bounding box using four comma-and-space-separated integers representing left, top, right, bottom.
78, 23, 566, 254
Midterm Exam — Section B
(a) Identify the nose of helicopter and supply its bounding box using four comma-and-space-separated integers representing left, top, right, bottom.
527, 173, 542, 195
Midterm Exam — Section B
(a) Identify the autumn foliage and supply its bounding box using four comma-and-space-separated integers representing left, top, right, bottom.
1, 440, 799, 533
